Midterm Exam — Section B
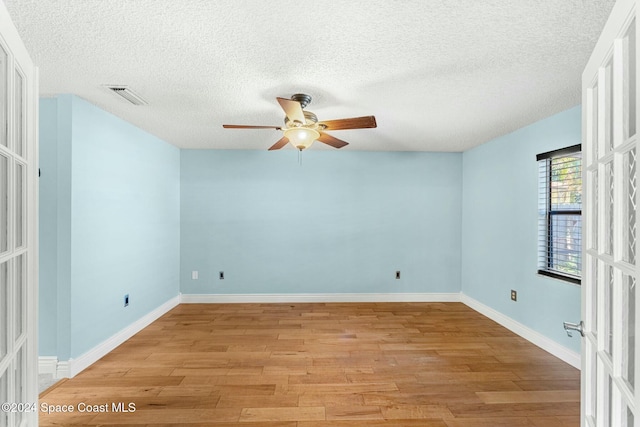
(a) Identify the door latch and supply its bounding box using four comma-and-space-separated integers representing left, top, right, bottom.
563, 320, 585, 338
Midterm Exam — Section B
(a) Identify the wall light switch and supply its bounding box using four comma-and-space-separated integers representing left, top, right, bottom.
192, 271, 198, 280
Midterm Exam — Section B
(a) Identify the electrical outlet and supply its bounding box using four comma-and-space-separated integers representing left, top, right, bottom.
395, 271, 401, 279
510, 290, 517, 301
124, 294, 129, 307
192, 270, 198, 280
219, 271, 224, 280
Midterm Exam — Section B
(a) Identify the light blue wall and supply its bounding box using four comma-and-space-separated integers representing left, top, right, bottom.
39, 95, 181, 360
39, 96, 73, 358
40, 95, 582, 361
180, 150, 462, 295
461, 105, 582, 352
38, 98, 60, 356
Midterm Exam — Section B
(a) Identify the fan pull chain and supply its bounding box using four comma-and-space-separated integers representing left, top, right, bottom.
298, 149, 303, 166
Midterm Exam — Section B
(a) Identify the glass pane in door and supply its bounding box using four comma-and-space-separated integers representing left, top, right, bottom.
0, 154, 7, 254
589, 255, 598, 335
588, 342, 598, 420
606, 161, 615, 255
13, 70, 22, 158
625, 148, 637, 264
0, 368, 7, 427
607, 375, 613, 426
14, 347, 23, 426
592, 170, 599, 251
623, 274, 636, 389
0, 261, 6, 360
603, 265, 614, 357
14, 162, 23, 248
625, 19, 637, 139
14, 254, 23, 339
592, 84, 599, 163
605, 60, 614, 152
598, 372, 614, 426
0, 45, 6, 149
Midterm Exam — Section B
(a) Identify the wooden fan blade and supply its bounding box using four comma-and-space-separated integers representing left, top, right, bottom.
268, 136, 289, 151
319, 116, 377, 131
223, 124, 281, 129
277, 97, 305, 125
317, 133, 349, 149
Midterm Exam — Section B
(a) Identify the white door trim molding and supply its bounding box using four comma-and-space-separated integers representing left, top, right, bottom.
0, 2, 39, 425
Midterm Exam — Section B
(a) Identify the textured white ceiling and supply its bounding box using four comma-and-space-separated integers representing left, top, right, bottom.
5, 0, 615, 151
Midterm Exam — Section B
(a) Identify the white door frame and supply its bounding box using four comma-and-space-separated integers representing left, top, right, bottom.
0, 1, 38, 426
582, 0, 639, 425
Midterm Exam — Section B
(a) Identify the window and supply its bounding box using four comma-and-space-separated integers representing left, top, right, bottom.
537, 144, 582, 284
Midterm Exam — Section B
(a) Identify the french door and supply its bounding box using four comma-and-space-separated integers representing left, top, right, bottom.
0, 1, 38, 426
582, 0, 639, 425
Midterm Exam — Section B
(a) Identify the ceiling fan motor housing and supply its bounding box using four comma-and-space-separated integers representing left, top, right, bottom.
284, 111, 318, 128
291, 93, 312, 109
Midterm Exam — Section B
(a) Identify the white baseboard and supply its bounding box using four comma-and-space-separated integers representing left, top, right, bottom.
38, 356, 58, 376
58, 295, 180, 378
56, 360, 70, 378
38, 357, 71, 379
460, 293, 580, 369
179, 292, 462, 304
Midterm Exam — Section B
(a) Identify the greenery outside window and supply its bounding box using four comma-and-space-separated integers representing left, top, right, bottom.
537, 144, 582, 284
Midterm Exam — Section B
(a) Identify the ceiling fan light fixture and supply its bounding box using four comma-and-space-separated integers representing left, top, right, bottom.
284, 127, 320, 151
223, 94, 375, 151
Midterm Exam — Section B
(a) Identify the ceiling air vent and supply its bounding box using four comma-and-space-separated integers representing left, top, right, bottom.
104, 85, 148, 106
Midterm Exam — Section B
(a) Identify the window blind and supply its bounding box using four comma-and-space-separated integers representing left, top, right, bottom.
537, 145, 582, 284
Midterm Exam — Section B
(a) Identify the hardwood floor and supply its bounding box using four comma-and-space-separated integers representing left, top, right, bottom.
38, 302, 580, 426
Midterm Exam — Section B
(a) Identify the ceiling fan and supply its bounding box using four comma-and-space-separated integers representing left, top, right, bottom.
223, 94, 377, 151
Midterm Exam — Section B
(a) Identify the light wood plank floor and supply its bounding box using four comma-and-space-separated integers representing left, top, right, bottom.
39, 302, 580, 426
